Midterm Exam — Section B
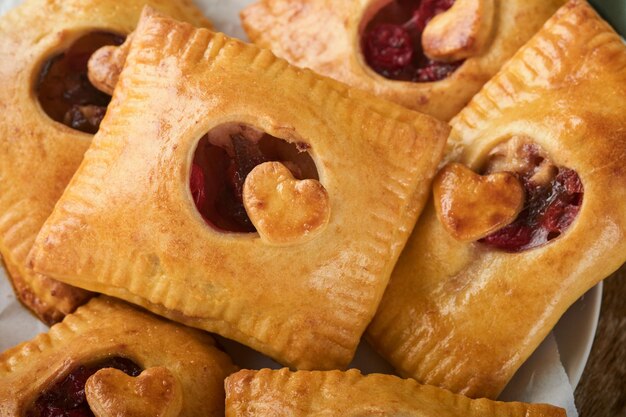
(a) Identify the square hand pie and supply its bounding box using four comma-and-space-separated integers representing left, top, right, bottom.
368, 0, 626, 399
28, 9, 449, 370
0, 296, 237, 417
225, 369, 565, 417
240, 0, 565, 121
0, 0, 210, 325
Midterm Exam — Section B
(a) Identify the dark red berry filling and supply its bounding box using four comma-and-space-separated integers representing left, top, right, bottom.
37, 32, 125, 134
27, 357, 142, 417
191, 125, 318, 233
411, 0, 455, 31
480, 144, 584, 252
362, 0, 462, 82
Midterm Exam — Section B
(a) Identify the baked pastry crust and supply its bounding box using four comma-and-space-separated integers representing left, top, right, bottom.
0, 296, 237, 416
225, 368, 566, 417
240, 0, 565, 121
0, 0, 210, 324
368, 0, 626, 399
28, 8, 449, 370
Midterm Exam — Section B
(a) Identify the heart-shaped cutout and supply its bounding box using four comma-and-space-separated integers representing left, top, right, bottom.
85, 366, 182, 417
243, 161, 330, 245
434, 162, 524, 242
422, 0, 494, 62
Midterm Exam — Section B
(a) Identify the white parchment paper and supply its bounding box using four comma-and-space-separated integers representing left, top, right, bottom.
501, 333, 579, 417
0, 271, 48, 350
0, 1, 589, 415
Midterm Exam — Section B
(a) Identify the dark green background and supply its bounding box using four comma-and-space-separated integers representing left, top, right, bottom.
591, 0, 626, 36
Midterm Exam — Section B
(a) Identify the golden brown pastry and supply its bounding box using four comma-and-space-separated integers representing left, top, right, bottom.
27, 8, 449, 371
368, 0, 626, 399
0, 0, 210, 324
0, 296, 237, 417
240, 0, 565, 121
433, 162, 525, 241
225, 368, 566, 417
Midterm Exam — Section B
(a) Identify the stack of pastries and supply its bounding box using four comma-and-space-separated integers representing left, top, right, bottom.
0, 0, 624, 415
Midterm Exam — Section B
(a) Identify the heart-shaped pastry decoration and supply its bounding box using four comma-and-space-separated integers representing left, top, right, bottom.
243, 161, 330, 246
422, 0, 494, 62
88, 35, 132, 96
85, 366, 183, 417
434, 162, 524, 242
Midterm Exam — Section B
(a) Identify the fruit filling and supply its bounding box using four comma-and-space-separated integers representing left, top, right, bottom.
191, 124, 319, 233
362, 0, 462, 82
37, 32, 125, 134
27, 357, 142, 417
479, 138, 584, 252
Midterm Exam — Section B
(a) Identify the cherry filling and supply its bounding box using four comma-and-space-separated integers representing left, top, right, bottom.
190, 124, 319, 233
362, 0, 462, 82
27, 357, 142, 417
479, 143, 584, 252
37, 32, 125, 134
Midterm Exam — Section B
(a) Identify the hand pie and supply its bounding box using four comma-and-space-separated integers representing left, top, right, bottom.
0, 296, 237, 417
28, 8, 449, 370
0, 0, 210, 325
225, 369, 565, 417
368, 0, 626, 399
240, 0, 565, 121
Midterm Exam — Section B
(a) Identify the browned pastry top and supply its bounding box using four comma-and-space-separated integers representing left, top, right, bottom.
28, 7, 449, 370
0, 296, 236, 416
241, 0, 565, 120
0, 0, 211, 324
368, 0, 626, 399
225, 368, 566, 417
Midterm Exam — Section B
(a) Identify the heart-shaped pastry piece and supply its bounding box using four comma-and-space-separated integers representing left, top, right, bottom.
434, 162, 524, 242
85, 366, 183, 417
422, 0, 494, 62
88, 35, 133, 96
243, 161, 330, 245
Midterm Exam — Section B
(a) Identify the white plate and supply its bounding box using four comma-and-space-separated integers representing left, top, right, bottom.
0, 0, 606, 408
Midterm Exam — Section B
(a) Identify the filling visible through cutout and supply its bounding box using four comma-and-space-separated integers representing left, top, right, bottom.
27, 357, 142, 417
190, 124, 319, 233
479, 138, 584, 252
362, 0, 462, 82
37, 32, 125, 134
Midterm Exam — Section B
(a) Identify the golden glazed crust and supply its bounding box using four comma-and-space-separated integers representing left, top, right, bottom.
240, 0, 565, 121
225, 368, 566, 417
0, 296, 237, 416
0, 0, 211, 324
432, 163, 524, 241
367, 0, 626, 399
28, 8, 449, 370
